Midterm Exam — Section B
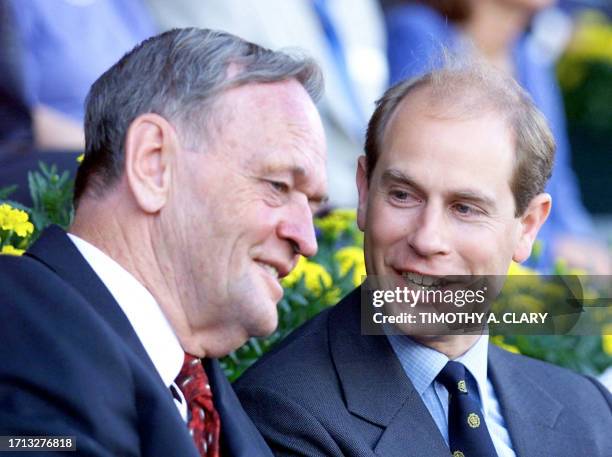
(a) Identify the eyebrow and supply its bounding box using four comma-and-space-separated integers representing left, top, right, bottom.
380, 168, 497, 209
380, 169, 424, 193
452, 190, 497, 209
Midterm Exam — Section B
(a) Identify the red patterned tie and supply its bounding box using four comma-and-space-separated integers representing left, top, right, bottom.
175, 354, 221, 457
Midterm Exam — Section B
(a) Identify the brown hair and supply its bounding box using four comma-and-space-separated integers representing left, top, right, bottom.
364, 55, 555, 216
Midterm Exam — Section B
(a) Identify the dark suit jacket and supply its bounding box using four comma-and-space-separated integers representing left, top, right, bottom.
235, 287, 612, 457
0, 225, 273, 457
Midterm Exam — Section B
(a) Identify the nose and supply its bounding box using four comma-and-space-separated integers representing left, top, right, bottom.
407, 202, 450, 258
277, 197, 318, 258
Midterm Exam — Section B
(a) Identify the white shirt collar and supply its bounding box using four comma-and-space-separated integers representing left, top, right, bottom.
67, 233, 183, 388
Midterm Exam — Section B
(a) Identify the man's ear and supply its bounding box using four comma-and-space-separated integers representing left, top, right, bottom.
512, 193, 552, 263
356, 156, 369, 231
124, 113, 178, 213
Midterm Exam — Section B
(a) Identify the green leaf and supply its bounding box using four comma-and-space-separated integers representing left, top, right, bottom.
0, 185, 17, 200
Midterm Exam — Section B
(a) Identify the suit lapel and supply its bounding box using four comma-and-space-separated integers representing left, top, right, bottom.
329, 289, 449, 457
373, 393, 451, 457
488, 345, 570, 457
26, 226, 199, 455
205, 359, 273, 457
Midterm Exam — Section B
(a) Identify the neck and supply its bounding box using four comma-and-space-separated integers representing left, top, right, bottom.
70, 192, 208, 357
462, 0, 531, 69
412, 334, 481, 359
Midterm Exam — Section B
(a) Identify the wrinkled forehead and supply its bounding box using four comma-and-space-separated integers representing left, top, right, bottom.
227, 78, 320, 120
192, 78, 325, 156
250, 82, 325, 165
219, 79, 327, 170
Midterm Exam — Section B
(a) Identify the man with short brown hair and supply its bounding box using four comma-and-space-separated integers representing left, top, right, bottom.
235, 60, 611, 457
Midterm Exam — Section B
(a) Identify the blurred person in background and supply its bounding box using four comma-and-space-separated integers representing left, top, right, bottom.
383, 0, 610, 274
0, 0, 32, 156
5, 0, 157, 152
146, 0, 388, 208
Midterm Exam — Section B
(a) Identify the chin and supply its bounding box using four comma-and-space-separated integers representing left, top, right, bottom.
244, 295, 279, 338
251, 308, 279, 337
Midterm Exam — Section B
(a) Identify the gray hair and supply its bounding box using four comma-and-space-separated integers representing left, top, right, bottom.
75, 28, 323, 204
364, 53, 555, 216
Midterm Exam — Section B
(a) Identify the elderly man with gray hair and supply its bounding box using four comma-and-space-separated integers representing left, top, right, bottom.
0, 28, 327, 457
235, 58, 612, 456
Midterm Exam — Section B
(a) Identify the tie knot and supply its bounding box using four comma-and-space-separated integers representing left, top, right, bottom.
436, 361, 469, 394
175, 353, 212, 403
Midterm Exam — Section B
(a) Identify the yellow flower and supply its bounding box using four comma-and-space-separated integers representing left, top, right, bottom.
282, 256, 307, 288
0, 204, 34, 237
567, 12, 612, 62
1, 245, 24, 256
507, 262, 537, 276
302, 262, 333, 295
77, 153, 84, 163
603, 325, 612, 356
315, 209, 357, 238
334, 246, 366, 286
491, 336, 520, 354
567, 267, 588, 277
504, 262, 540, 293
282, 256, 333, 295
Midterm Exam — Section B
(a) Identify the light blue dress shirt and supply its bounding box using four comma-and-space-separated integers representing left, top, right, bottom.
387, 334, 516, 457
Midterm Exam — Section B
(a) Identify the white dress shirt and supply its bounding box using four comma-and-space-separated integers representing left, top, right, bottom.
67, 233, 188, 420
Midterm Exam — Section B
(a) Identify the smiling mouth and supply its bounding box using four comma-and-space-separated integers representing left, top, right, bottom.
393, 270, 455, 288
256, 261, 279, 280
396, 270, 481, 289
404, 272, 445, 287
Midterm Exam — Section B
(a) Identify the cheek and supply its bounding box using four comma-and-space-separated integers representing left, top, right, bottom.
367, 204, 411, 254
455, 225, 517, 271
230, 208, 279, 259
457, 233, 497, 261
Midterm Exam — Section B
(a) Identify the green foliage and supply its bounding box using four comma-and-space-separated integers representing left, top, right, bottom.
504, 335, 610, 377
27, 162, 75, 234
560, 60, 612, 131
1, 162, 75, 238
557, 11, 612, 131
0, 185, 17, 200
